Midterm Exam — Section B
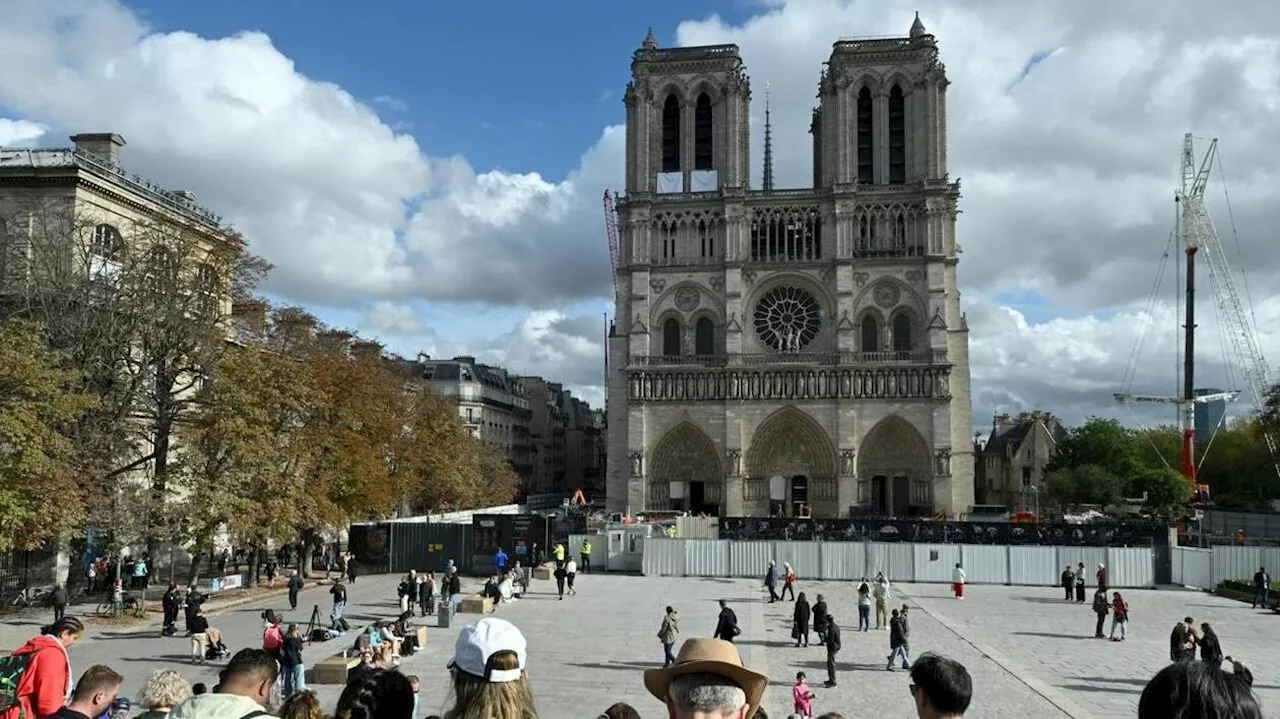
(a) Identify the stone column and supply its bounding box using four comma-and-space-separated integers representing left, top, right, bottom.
725, 449, 744, 516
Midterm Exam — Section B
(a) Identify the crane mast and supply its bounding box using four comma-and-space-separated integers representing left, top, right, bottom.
1178, 134, 1280, 480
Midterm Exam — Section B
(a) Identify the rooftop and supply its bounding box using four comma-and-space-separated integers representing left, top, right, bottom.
0, 145, 224, 229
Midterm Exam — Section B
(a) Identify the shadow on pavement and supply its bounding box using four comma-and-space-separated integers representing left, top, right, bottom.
1059, 683, 1141, 695
1014, 596, 1088, 604
566, 660, 660, 672
1010, 631, 1095, 640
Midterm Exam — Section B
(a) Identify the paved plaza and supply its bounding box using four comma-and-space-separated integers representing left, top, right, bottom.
1, 572, 1277, 717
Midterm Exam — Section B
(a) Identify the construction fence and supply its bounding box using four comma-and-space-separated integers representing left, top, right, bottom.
641, 539, 1158, 588
1171, 545, 1280, 589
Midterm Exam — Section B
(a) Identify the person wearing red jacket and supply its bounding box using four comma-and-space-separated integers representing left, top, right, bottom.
2, 616, 84, 719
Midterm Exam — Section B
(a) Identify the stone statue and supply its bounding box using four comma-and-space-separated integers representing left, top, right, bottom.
629, 451, 644, 477
839, 449, 855, 476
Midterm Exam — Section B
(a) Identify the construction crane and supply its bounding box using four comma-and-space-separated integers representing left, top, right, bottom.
1116, 133, 1280, 490
603, 190, 621, 297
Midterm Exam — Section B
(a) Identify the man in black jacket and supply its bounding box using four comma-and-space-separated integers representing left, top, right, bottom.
812, 594, 829, 646
824, 613, 842, 687
713, 600, 739, 643
287, 571, 304, 611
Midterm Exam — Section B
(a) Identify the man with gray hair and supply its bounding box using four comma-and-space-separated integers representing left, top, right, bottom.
644, 637, 768, 718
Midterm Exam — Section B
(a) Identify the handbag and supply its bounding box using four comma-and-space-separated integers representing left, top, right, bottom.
791, 624, 799, 639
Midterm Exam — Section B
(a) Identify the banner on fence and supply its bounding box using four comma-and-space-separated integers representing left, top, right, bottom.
209, 574, 242, 593
717, 517, 1166, 546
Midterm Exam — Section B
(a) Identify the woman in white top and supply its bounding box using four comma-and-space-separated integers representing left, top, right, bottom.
565, 559, 578, 596
952, 563, 966, 600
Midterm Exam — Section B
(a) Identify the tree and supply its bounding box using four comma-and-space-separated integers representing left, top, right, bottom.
396, 393, 485, 513
1131, 466, 1193, 518
0, 321, 98, 550
0, 198, 270, 559
1047, 417, 1144, 478
476, 440, 520, 507
1044, 464, 1125, 509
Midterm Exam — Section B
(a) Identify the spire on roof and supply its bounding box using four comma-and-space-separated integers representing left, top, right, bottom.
909, 11, 927, 39
642, 27, 658, 50
762, 81, 774, 192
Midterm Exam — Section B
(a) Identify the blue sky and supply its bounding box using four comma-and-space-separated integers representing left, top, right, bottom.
122, 0, 752, 181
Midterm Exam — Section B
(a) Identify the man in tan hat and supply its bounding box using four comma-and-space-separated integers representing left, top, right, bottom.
643, 638, 768, 719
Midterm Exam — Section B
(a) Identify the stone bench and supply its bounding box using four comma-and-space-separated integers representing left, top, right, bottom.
312, 653, 360, 684
411, 624, 428, 647
532, 562, 556, 581
458, 594, 494, 614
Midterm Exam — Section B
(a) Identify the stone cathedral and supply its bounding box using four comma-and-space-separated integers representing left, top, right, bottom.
605, 15, 974, 519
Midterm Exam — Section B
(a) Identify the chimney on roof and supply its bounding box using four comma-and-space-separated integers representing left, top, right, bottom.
70, 133, 126, 167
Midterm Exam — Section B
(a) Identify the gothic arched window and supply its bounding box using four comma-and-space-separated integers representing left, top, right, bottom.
694, 317, 715, 356
856, 87, 874, 184
662, 317, 681, 356
892, 313, 913, 352
661, 94, 681, 173
861, 315, 879, 353
889, 84, 906, 184
694, 93, 713, 171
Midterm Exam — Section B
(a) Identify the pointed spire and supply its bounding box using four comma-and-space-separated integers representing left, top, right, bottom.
910, 11, 927, 39
762, 81, 775, 192
642, 27, 658, 50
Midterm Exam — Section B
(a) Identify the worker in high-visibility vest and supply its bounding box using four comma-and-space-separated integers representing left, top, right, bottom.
580, 539, 592, 574
665, 525, 677, 538
553, 542, 565, 564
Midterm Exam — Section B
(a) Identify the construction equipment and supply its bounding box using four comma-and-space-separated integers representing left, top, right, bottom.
603, 190, 622, 298
1116, 134, 1280, 490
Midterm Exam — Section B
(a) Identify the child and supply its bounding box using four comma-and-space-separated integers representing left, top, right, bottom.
792, 671, 815, 719
407, 675, 420, 718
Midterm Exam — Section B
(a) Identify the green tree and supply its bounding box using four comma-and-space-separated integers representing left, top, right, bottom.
1044, 464, 1124, 508
1047, 417, 1144, 478
0, 321, 99, 550
1132, 466, 1193, 518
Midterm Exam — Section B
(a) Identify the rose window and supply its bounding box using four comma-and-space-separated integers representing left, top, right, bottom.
753, 286, 822, 352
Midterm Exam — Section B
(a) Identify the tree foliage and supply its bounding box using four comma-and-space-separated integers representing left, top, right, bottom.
0, 321, 98, 550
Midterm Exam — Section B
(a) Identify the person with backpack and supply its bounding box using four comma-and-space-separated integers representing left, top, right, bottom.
0, 616, 85, 719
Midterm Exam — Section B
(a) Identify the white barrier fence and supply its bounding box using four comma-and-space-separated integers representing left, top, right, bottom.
1171, 545, 1280, 590
642, 539, 1156, 588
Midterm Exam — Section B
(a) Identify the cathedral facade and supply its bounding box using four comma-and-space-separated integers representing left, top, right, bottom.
605, 16, 974, 519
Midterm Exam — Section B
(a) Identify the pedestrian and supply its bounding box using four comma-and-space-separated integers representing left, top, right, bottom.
183, 585, 204, 634
51, 583, 67, 622
345, 555, 358, 584
287, 570, 304, 611
714, 600, 739, 643
330, 579, 347, 620
658, 605, 680, 667
856, 578, 872, 631
1, 616, 85, 719
1061, 565, 1074, 600
405, 570, 418, 614
1199, 622, 1224, 664
161, 584, 181, 636
280, 624, 306, 696
1075, 562, 1087, 602
823, 613, 841, 687
1252, 566, 1270, 609
419, 571, 436, 617
134, 668, 192, 719
812, 594, 829, 646
1171, 616, 1199, 662
792, 671, 815, 719
1096, 562, 1108, 593
554, 562, 567, 600
495, 547, 509, 575
566, 558, 578, 596
1109, 591, 1128, 641
887, 608, 910, 671
764, 561, 780, 603
952, 563, 966, 600
793, 591, 811, 647
781, 562, 796, 600
873, 572, 891, 629
265, 559, 277, 589
1092, 588, 1110, 638
580, 538, 593, 573
445, 569, 462, 613
85, 560, 97, 595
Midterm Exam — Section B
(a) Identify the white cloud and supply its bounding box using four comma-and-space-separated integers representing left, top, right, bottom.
372, 95, 407, 112
3, 0, 1280, 426
0, 118, 46, 146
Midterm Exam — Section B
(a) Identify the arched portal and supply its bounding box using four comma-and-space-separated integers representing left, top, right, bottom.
858, 415, 933, 517
745, 407, 838, 517
649, 422, 723, 513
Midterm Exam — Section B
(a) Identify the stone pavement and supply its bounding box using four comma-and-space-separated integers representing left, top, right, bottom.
905, 582, 1280, 719
3, 572, 1276, 718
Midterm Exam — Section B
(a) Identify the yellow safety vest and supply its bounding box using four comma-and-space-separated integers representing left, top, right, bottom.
580, 541, 591, 555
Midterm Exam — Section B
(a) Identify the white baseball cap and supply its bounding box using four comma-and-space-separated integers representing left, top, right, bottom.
449, 617, 528, 683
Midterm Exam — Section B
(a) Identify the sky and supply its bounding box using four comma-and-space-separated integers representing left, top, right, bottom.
2, 0, 1279, 434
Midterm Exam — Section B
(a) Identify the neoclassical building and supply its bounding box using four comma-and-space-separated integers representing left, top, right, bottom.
605, 16, 975, 518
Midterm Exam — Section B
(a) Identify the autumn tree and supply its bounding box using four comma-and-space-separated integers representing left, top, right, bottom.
475, 439, 520, 507
0, 197, 270, 560
0, 321, 99, 550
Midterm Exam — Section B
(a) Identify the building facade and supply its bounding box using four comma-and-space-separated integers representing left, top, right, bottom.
605, 17, 974, 518
522, 377, 567, 494
563, 393, 605, 496
976, 412, 1064, 511
422, 356, 534, 485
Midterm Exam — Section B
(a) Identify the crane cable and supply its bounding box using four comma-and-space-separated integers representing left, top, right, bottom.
1122, 227, 1175, 394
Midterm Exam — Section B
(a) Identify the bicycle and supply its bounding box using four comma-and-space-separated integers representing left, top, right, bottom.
96, 593, 142, 618
4, 586, 51, 610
